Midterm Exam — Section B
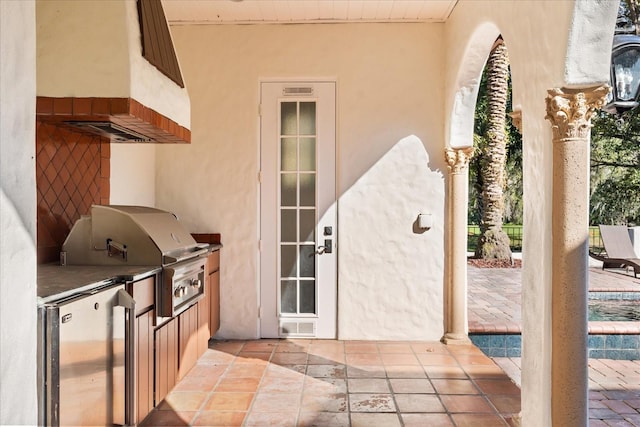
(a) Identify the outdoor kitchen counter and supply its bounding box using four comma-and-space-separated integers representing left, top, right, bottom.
206, 243, 223, 253
37, 264, 161, 304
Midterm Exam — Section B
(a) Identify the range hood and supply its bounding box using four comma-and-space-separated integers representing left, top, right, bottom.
36, 0, 191, 144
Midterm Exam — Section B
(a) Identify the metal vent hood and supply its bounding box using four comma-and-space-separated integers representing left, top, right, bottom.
36, 0, 191, 144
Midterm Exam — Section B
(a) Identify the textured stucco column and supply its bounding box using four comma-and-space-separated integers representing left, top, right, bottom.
443, 147, 474, 344
545, 86, 608, 427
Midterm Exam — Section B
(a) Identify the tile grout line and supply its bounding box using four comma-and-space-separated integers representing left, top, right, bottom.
242, 342, 276, 427
452, 347, 515, 424
432, 344, 462, 425
197, 341, 245, 426
293, 343, 309, 427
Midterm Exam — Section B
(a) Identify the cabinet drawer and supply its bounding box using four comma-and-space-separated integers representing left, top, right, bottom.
207, 250, 220, 274
131, 276, 155, 316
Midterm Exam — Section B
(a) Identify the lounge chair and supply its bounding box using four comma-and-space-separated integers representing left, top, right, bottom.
589, 225, 640, 278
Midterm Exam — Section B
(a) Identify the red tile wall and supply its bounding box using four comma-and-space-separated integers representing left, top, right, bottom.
36, 121, 110, 264
36, 96, 191, 144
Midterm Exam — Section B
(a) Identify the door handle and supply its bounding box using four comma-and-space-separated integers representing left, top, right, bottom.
313, 246, 327, 256
311, 239, 332, 256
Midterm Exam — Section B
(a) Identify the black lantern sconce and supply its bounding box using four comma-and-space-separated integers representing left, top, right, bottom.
604, 34, 640, 115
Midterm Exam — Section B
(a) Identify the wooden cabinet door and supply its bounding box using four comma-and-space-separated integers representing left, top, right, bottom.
136, 310, 154, 425
178, 304, 198, 380
155, 317, 178, 405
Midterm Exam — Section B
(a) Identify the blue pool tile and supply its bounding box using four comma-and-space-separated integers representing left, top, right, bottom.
605, 335, 623, 349
489, 335, 506, 348
506, 347, 521, 357
604, 349, 623, 359
506, 335, 521, 348
473, 331, 639, 360
588, 335, 605, 349
486, 347, 507, 357
622, 335, 639, 349
470, 335, 491, 347
619, 349, 640, 359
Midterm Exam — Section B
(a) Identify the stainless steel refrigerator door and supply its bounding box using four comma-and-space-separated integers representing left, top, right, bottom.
58, 284, 126, 426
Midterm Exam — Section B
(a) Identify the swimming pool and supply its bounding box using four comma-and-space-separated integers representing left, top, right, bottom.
588, 292, 640, 322
471, 291, 640, 359
588, 300, 640, 321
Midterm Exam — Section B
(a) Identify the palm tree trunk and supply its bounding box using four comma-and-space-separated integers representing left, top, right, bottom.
476, 39, 513, 260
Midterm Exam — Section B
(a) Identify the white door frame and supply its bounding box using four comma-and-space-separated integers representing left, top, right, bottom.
259, 80, 337, 339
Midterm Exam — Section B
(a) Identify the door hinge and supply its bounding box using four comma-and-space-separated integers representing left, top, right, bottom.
258, 306, 262, 318
258, 171, 262, 183
258, 103, 262, 116
258, 239, 262, 251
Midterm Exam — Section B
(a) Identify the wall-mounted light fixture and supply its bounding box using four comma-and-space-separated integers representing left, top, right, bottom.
418, 213, 433, 230
604, 34, 640, 115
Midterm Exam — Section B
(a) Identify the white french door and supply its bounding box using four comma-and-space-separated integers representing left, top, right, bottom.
259, 81, 337, 338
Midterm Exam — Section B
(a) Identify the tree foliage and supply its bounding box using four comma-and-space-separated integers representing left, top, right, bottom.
469, 1, 640, 229
590, 109, 640, 225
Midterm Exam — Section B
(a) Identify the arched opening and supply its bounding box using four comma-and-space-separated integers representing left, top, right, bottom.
443, 25, 524, 423
461, 34, 526, 419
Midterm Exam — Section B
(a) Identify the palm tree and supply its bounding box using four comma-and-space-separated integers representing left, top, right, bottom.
475, 38, 512, 260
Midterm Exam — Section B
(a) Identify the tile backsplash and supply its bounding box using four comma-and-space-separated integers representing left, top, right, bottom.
36, 121, 110, 264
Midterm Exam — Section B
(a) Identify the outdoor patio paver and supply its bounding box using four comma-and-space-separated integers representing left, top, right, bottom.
468, 263, 640, 334
141, 339, 520, 426
470, 264, 640, 425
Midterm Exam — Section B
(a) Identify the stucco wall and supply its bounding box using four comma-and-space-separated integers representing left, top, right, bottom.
0, 0, 38, 424
36, 0, 190, 128
158, 23, 446, 340
443, 1, 617, 425
110, 144, 157, 207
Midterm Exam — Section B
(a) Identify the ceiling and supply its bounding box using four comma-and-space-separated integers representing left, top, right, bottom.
162, 0, 458, 25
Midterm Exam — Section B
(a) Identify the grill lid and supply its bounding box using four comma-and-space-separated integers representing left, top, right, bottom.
62, 205, 204, 266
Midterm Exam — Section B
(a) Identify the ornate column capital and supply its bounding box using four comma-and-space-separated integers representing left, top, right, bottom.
509, 109, 522, 132
544, 85, 609, 140
445, 147, 474, 174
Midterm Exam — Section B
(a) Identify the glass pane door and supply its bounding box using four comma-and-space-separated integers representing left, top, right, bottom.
260, 81, 336, 339
279, 101, 317, 316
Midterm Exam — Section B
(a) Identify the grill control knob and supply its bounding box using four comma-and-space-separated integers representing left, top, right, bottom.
190, 279, 202, 290
174, 286, 185, 298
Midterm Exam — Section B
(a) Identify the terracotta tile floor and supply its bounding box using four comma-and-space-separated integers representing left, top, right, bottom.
140, 263, 640, 426
142, 340, 521, 426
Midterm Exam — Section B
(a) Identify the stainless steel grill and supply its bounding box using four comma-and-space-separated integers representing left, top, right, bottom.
62, 205, 207, 316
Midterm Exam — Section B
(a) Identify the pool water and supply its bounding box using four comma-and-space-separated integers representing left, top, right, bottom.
588, 300, 640, 321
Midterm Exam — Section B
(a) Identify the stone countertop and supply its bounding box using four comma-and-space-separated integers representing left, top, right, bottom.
207, 243, 223, 252
38, 264, 161, 304
38, 244, 219, 305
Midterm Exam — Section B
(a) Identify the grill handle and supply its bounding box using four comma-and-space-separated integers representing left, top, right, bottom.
107, 239, 128, 261
163, 246, 209, 264
116, 288, 136, 427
